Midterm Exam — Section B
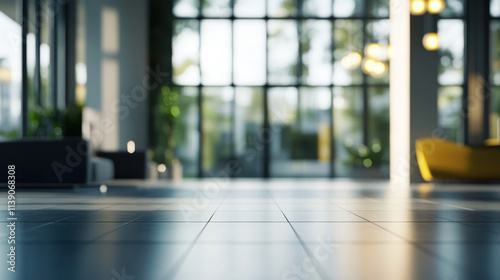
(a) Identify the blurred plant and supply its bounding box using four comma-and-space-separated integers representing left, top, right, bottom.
28, 106, 63, 138
0, 129, 20, 139
151, 86, 181, 165
344, 138, 386, 168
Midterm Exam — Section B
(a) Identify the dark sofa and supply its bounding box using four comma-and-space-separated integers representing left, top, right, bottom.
0, 138, 114, 187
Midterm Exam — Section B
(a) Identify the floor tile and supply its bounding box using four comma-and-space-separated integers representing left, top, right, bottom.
135, 210, 214, 222
211, 210, 287, 222
304, 243, 462, 280
462, 222, 500, 234
284, 211, 366, 222
422, 210, 500, 222
0, 243, 188, 280
173, 244, 324, 280
198, 222, 299, 243
352, 210, 448, 222
18, 222, 123, 242
0, 221, 51, 238
291, 222, 406, 243
217, 203, 280, 211
98, 222, 206, 243
277, 203, 342, 211
62, 210, 148, 222
11, 210, 83, 222
334, 203, 402, 211
377, 222, 500, 243
420, 243, 500, 279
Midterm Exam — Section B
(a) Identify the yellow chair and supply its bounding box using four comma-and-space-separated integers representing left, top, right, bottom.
416, 138, 500, 181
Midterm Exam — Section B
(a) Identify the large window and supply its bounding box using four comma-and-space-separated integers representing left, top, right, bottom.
0, 1, 22, 139
490, 0, 500, 139
0, 0, 68, 140
437, 0, 465, 143
172, 0, 390, 178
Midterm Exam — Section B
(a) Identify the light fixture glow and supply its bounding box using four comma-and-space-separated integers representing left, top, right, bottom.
371, 61, 388, 78
365, 43, 383, 59
75, 85, 87, 106
410, 0, 426, 15
427, 0, 445, 14
0, 67, 12, 83
75, 63, 87, 85
340, 52, 362, 70
99, 184, 108, 193
362, 58, 377, 74
157, 164, 167, 173
127, 140, 135, 154
422, 33, 439, 51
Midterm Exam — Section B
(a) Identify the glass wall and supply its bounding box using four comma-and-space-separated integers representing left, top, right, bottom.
0, 0, 68, 140
172, 0, 390, 177
437, 0, 465, 143
173, 87, 199, 177
0, 0, 22, 139
490, 0, 500, 139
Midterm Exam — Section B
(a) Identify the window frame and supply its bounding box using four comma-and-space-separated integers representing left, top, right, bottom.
171, 0, 390, 178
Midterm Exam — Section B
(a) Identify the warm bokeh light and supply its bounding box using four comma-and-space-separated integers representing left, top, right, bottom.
422, 33, 439, 51
387, 45, 393, 59
427, 0, 445, 14
75, 84, 87, 106
361, 58, 388, 78
365, 43, 383, 59
0, 67, 12, 82
371, 61, 388, 78
363, 58, 377, 74
127, 140, 136, 154
157, 163, 167, 173
340, 52, 362, 70
99, 184, 108, 193
410, 0, 426, 15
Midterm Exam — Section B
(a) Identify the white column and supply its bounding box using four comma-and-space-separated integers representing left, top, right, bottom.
390, 0, 439, 185
390, 0, 411, 186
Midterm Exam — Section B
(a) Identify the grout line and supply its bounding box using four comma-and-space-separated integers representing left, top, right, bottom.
14, 203, 121, 234
162, 188, 231, 279
442, 204, 476, 211
334, 204, 470, 274
268, 190, 332, 280
88, 204, 171, 242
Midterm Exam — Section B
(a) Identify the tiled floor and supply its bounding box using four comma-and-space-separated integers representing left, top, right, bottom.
1, 179, 500, 279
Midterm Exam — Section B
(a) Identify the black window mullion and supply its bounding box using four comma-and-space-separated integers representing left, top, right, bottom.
230, 0, 236, 177
330, 0, 336, 178
462, 6, 469, 144
263, 0, 270, 178
362, 0, 369, 147
35, 0, 42, 108
64, 0, 76, 107
297, 0, 303, 85
50, 0, 58, 119
21, 0, 28, 137
197, 0, 203, 177
297, 0, 303, 130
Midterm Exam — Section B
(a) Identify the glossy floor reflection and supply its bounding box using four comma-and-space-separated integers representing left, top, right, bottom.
1, 179, 499, 279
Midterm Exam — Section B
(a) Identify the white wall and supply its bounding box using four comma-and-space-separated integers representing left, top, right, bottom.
84, 0, 149, 151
